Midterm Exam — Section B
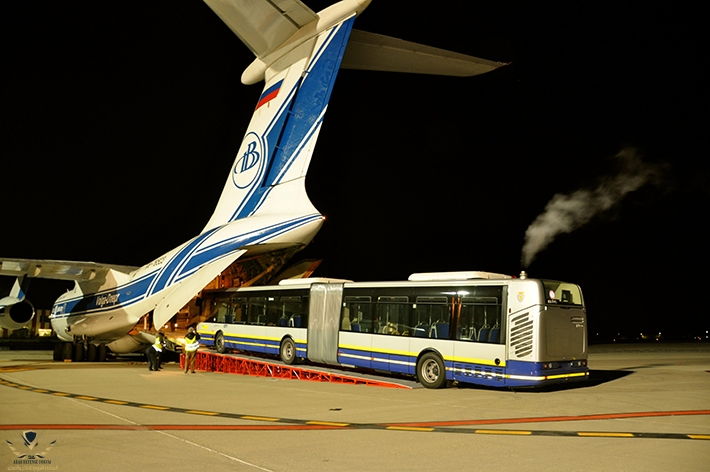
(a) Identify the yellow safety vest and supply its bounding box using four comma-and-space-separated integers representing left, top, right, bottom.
184, 335, 199, 352
153, 337, 163, 352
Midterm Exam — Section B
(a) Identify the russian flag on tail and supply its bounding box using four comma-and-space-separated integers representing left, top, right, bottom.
255, 80, 283, 110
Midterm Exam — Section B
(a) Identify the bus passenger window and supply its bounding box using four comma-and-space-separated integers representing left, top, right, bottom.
343, 296, 372, 332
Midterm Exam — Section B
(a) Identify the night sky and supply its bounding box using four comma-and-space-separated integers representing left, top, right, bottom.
3, 1, 706, 341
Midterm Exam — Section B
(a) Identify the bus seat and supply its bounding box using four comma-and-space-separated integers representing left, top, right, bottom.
489, 324, 500, 343
289, 314, 301, 327
414, 325, 429, 337
478, 325, 490, 343
468, 328, 478, 342
351, 323, 361, 332
431, 322, 449, 339
279, 316, 288, 327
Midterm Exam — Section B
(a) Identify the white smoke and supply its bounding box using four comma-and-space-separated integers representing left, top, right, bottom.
521, 147, 662, 268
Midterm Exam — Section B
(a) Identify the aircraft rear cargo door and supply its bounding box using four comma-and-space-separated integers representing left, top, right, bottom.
307, 283, 342, 365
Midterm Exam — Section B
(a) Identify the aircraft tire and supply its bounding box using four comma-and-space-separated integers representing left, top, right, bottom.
215, 331, 226, 354
62, 342, 73, 360
87, 343, 97, 362
73, 343, 84, 362
280, 337, 296, 365
53, 343, 64, 361
417, 352, 447, 389
98, 344, 108, 362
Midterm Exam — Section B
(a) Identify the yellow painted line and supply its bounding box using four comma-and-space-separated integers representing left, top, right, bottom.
240, 415, 279, 422
186, 410, 220, 416
386, 426, 435, 432
104, 400, 129, 405
17, 386, 32, 390
578, 432, 634, 438
687, 434, 710, 440
476, 429, 532, 436
52, 392, 71, 397
139, 405, 170, 410
75, 395, 98, 401
306, 421, 350, 427
32, 389, 49, 393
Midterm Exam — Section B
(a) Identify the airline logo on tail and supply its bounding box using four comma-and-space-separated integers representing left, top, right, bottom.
233, 132, 263, 189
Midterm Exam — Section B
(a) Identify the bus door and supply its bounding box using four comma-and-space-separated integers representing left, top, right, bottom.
453, 289, 507, 381
307, 283, 342, 365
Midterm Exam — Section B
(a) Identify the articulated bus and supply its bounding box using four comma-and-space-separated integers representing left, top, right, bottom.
197, 271, 588, 388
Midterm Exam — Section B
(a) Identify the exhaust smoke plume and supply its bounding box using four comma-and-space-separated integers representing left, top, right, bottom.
521, 147, 662, 268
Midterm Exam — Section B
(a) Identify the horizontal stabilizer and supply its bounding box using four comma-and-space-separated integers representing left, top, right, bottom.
0, 258, 138, 281
203, 0, 317, 58
342, 29, 507, 76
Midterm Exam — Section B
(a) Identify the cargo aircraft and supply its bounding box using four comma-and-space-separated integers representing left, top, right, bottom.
0, 0, 505, 361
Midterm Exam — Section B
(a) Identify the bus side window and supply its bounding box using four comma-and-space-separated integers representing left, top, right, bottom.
343, 296, 372, 333
377, 296, 409, 336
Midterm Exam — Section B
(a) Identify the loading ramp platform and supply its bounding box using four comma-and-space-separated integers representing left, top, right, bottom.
182, 350, 418, 389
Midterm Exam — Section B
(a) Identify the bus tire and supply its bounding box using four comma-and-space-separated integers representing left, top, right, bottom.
215, 332, 226, 354
280, 338, 296, 365
417, 352, 447, 389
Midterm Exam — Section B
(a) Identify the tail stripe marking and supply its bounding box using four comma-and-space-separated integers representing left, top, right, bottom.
229, 17, 355, 221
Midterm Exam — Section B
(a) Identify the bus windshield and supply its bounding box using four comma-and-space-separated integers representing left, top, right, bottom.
542, 280, 583, 307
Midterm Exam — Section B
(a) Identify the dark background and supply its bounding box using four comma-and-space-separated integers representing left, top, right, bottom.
2, 1, 706, 342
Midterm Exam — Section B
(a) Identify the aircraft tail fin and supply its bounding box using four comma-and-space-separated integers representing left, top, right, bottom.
200, 0, 504, 233
201, 0, 360, 232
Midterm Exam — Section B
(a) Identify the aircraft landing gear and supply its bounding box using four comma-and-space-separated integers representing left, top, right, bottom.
54, 340, 109, 362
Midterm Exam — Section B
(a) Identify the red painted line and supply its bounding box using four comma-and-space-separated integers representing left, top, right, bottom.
387, 410, 710, 428
0, 424, 343, 431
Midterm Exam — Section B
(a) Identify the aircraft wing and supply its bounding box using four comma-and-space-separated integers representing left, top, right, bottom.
342, 29, 507, 76
0, 258, 138, 282
203, 0, 318, 58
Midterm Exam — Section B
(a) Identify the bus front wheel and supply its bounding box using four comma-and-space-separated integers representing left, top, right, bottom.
280, 338, 296, 365
417, 352, 447, 389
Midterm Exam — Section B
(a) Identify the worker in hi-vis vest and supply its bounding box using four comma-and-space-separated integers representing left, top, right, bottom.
184, 327, 200, 374
146, 332, 164, 372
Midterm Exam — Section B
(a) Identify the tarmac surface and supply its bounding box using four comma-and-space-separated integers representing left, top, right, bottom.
1, 343, 709, 471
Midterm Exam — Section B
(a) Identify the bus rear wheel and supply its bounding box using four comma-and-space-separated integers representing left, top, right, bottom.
417, 352, 447, 389
215, 332, 226, 354
280, 338, 296, 365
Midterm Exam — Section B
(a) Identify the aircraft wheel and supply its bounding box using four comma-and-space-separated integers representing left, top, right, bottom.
73, 343, 85, 362
62, 342, 73, 360
280, 338, 296, 365
215, 331, 226, 354
87, 343, 97, 362
53, 343, 64, 361
417, 352, 447, 389
97, 344, 108, 362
